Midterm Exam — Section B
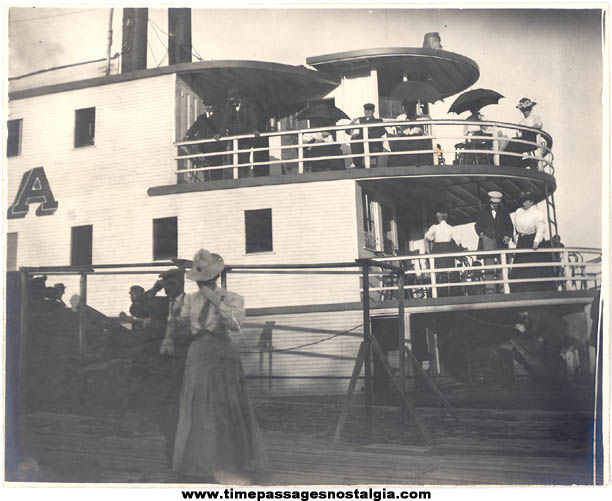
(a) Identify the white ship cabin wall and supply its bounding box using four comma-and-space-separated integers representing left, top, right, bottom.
7, 73, 364, 316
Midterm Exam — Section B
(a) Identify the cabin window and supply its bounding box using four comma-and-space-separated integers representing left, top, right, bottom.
153, 217, 178, 260
245, 209, 273, 254
7, 119, 22, 157
71, 225, 93, 266
6, 233, 18, 271
362, 191, 378, 250
74, 107, 96, 147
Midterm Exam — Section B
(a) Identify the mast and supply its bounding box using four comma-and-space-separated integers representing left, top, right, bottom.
105, 8, 114, 76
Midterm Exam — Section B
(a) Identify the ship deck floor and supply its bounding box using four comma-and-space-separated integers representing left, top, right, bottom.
13, 385, 596, 486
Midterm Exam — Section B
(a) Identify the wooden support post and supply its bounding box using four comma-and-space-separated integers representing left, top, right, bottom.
370, 335, 432, 444
79, 273, 88, 354
428, 257, 437, 298
332, 342, 368, 446
297, 132, 304, 174
500, 252, 510, 294
362, 264, 373, 438
397, 272, 407, 419
18, 270, 29, 416
404, 346, 460, 422
364, 126, 371, 169
232, 138, 239, 179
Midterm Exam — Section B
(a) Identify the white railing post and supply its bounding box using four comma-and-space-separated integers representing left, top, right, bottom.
562, 250, 571, 291
298, 131, 304, 174
364, 125, 371, 169
492, 126, 500, 166
232, 138, 239, 179
500, 252, 510, 294
428, 257, 437, 298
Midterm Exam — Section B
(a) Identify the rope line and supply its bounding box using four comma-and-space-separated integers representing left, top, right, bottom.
239, 324, 363, 354
148, 17, 204, 62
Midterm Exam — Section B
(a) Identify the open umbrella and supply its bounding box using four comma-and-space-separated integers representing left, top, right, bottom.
448, 88, 504, 114
296, 102, 350, 122
390, 81, 443, 103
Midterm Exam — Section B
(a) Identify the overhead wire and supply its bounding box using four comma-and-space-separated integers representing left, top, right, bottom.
10, 9, 91, 23
148, 17, 204, 62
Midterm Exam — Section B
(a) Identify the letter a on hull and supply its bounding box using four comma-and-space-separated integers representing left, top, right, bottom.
7, 167, 59, 219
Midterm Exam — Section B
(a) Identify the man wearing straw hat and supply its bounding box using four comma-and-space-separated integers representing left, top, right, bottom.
475, 191, 514, 293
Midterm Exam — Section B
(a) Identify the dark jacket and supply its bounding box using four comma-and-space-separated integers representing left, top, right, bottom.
219, 99, 260, 136
475, 204, 514, 248
353, 116, 386, 140
185, 112, 222, 141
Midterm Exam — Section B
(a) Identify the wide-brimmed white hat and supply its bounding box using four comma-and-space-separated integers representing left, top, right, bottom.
516, 97, 537, 110
186, 249, 225, 282
488, 190, 503, 203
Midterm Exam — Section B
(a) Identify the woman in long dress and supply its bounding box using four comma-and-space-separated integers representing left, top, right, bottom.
167, 249, 266, 483
510, 192, 547, 292
425, 207, 459, 296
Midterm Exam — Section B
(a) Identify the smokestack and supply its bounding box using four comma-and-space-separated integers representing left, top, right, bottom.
121, 8, 148, 73
168, 8, 192, 65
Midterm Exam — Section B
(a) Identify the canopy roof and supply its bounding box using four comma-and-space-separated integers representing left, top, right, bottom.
9, 59, 339, 118
307, 47, 480, 98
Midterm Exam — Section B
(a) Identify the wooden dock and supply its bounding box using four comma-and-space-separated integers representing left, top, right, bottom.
12, 404, 594, 485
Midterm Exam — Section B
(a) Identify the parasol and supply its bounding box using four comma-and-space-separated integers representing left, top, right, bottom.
296, 102, 350, 122
448, 88, 504, 114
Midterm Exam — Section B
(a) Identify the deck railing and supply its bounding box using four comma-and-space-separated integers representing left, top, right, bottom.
174, 119, 555, 183
368, 247, 600, 300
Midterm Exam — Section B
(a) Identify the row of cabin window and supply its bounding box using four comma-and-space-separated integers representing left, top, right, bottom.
6, 107, 96, 157
68, 209, 273, 266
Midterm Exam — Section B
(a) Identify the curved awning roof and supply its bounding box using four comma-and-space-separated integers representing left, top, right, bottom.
307, 47, 480, 98
9, 59, 340, 119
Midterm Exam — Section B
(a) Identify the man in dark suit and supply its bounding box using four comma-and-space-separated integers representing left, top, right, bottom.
216, 88, 266, 178
185, 103, 224, 181
350, 103, 387, 168
474, 191, 514, 292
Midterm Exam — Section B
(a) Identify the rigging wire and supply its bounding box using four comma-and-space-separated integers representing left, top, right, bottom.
148, 17, 204, 62
148, 19, 169, 68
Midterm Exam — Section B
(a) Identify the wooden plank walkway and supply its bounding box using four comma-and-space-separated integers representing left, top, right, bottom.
12, 408, 594, 485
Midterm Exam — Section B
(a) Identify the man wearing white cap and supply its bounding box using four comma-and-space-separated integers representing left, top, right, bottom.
474, 191, 514, 293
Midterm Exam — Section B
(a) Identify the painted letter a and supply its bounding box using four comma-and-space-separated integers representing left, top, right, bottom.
7, 167, 59, 219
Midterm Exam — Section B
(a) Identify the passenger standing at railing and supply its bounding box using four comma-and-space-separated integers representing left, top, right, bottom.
215, 88, 263, 178
425, 207, 459, 296
349, 103, 387, 168
510, 191, 547, 292
389, 100, 430, 167
474, 191, 514, 293
184, 102, 225, 181
501, 98, 543, 169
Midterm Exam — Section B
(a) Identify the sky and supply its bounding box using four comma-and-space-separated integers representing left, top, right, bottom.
5, 4, 608, 249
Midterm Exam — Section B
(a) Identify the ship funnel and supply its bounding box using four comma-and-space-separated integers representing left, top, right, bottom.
121, 8, 148, 73
168, 8, 192, 65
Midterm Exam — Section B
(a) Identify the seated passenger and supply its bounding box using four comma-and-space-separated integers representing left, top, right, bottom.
389, 100, 432, 167
460, 109, 493, 165
501, 98, 543, 169
303, 118, 345, 172
349, 103, 387, 168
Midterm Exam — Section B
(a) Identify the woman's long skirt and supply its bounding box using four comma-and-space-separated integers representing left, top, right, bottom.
432, 241, 457, 297
510, 233, 548, 292
172, 333, 267, 477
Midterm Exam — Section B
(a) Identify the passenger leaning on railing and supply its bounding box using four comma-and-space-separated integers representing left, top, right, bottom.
388, 100, 431, 167
501, 97, 543, 169
510, 191, 547, 292
184, 102, 224, 181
